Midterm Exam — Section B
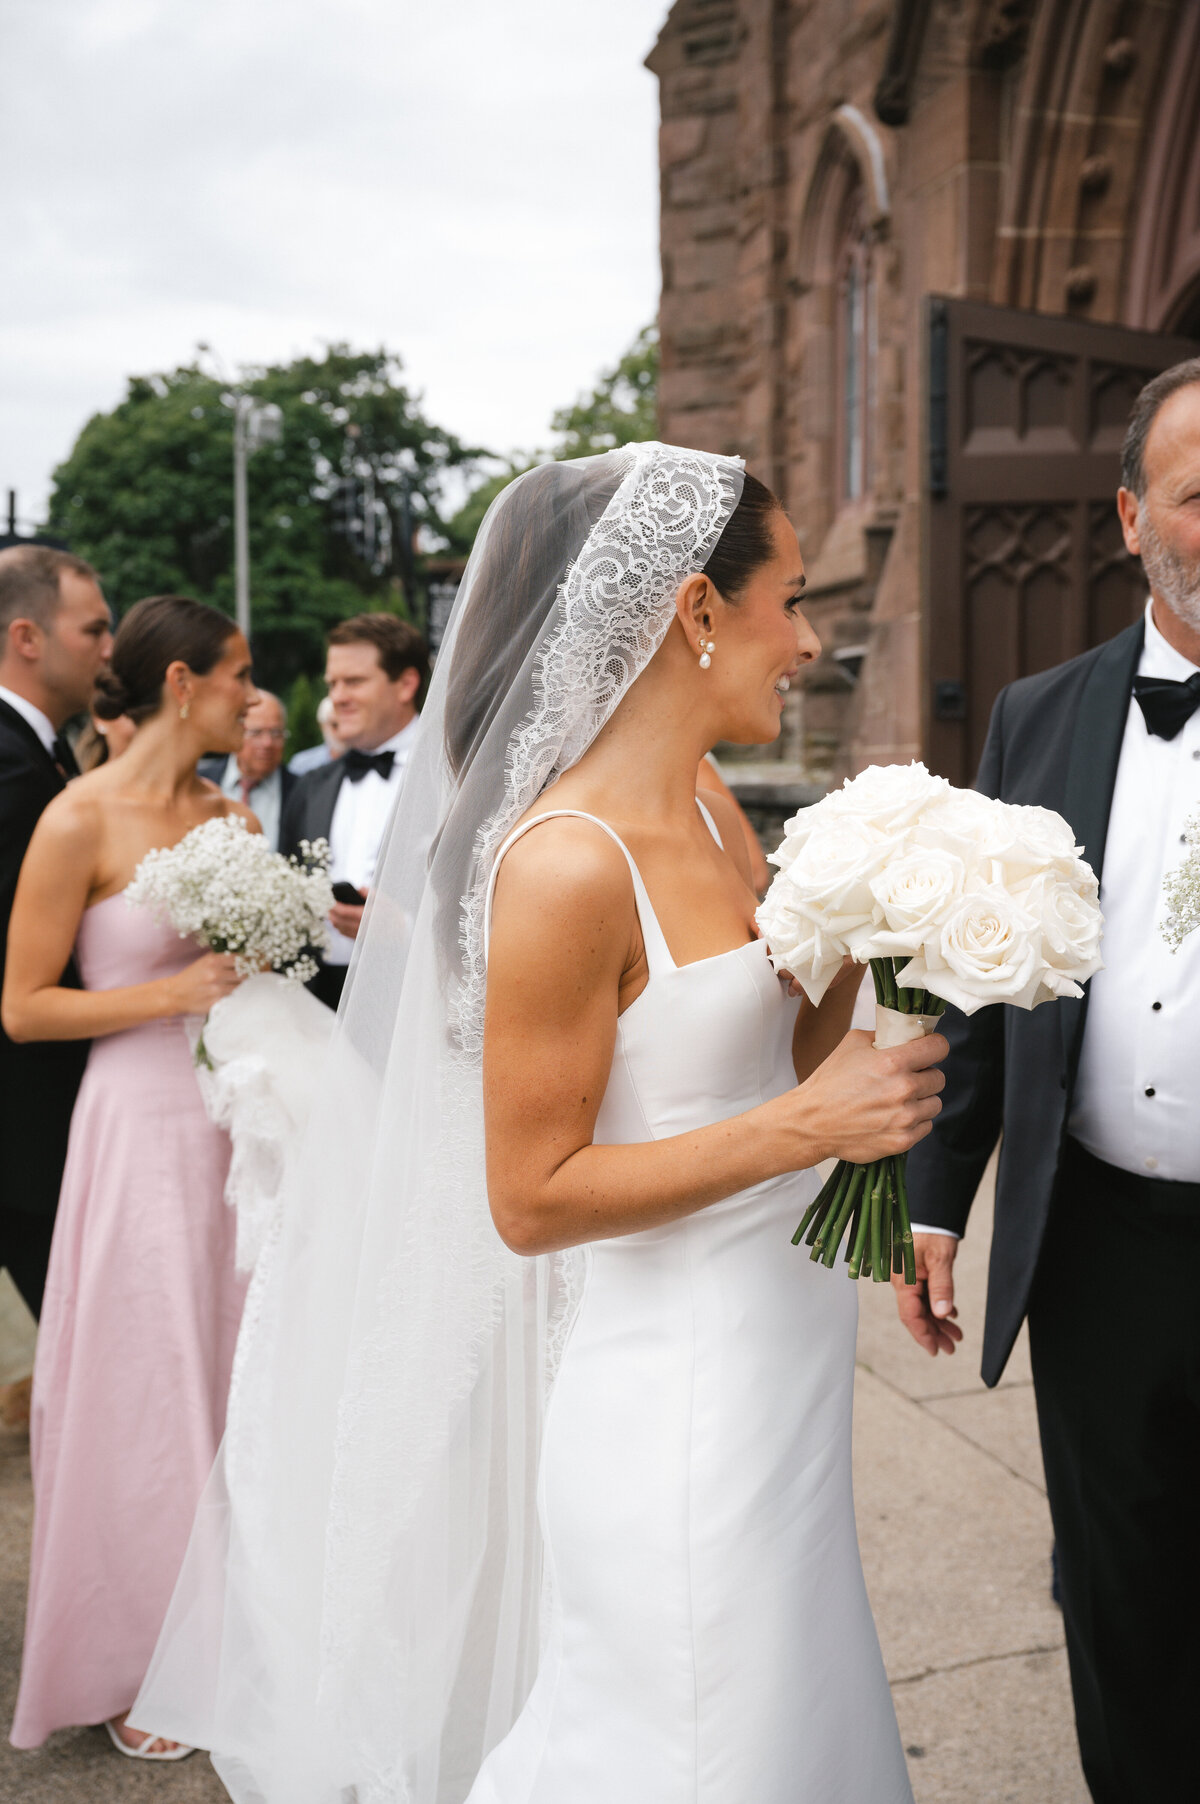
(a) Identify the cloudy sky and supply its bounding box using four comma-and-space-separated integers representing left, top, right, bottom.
2, 0, 670, 526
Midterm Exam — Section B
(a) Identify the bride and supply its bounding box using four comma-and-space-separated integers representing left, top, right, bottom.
133, 445, 945, 1802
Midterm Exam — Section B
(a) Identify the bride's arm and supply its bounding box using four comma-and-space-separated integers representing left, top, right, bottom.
484, 824, 945, 1257
2, 793, 241, 1043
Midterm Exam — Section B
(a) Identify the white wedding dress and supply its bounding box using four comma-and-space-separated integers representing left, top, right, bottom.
470, 804, 912, 1804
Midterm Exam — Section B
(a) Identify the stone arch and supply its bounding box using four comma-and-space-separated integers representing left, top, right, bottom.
790, 108, 892, 555
991, 0, 1179, 320
1124, 3, 1200, 335
796, 106, 890, 292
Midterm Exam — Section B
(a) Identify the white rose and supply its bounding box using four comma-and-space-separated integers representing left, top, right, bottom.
1018, 870, 1104, 987
755, 875, 846, 1006
981, 801, 1083, 882
765, 794, 839, 871
824, 760, 949, 834
912, 789, 1008, 868
897, 883, 1042, 1014
778, 816, 901, 936
846, 847, 966, 960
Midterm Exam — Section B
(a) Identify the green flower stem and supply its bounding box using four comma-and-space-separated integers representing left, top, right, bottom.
847, 1169, 874, 1278
820, 1164, 865, 1269
845, 1193, 862, 1264
811, 1162, 852, 1260
792, 1198, 820, 1248
894, 1154, 917, 1286
809, 1162, 852, 1255
869, 1162, 887, 1282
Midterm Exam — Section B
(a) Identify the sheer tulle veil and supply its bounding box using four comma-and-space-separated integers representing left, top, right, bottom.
132, 443, 744, 1802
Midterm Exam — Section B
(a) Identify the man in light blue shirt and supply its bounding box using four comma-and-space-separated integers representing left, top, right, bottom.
200, 690, 295, 850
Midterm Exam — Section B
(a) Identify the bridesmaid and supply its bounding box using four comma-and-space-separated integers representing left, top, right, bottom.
3, 595, 255, 1760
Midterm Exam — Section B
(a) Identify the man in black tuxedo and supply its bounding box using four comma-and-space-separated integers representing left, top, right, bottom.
897, 360, 1200, 1804
280, 615, 428, 1010
0, 545, 112, 1316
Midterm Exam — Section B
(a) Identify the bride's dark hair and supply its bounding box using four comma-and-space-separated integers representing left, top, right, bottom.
701, 471, 782, 601
95, 594, 238, 724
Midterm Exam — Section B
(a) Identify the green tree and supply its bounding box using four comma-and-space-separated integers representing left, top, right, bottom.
47, 346, 486, 691
549, 324, 659, 459
286, 672, 322, 754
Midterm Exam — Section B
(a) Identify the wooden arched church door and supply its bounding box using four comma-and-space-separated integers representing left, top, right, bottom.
923, 297, 1198, 786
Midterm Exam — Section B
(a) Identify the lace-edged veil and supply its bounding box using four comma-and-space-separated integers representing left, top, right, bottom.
133, 443, 744, 1803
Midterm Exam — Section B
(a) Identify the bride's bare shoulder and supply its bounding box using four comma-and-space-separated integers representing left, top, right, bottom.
489, 810, 633, 945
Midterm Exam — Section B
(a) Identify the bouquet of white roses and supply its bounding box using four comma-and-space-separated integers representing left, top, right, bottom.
127, 815, 334, 1063
1163, 812, 1200, 950
757, 762, 1103, 1283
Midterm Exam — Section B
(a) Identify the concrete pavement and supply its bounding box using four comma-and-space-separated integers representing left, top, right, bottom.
0, 1160, 1086, 1801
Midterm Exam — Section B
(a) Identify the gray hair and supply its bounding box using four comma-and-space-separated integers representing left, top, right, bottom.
0, 544, 100, 636
1121, 357, 1200, 498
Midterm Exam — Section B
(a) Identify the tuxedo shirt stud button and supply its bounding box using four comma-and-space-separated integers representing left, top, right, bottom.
1145, 1087, 1156, 1097
1152, 1001, 1162, 1011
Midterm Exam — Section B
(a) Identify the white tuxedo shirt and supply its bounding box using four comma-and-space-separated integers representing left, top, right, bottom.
324, 717, 420, 967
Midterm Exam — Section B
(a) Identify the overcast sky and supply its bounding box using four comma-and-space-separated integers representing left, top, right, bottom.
2, 0, 669, 527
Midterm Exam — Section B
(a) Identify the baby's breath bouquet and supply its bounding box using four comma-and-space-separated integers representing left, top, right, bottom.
127, 816, 333, 1064
1163, 813, 1200, 949
128, 817, 337, 1269
757, 763, 1103, 1284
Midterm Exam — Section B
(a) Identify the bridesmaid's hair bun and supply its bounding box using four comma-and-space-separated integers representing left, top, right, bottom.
102, 595, 239, 724
93, 667, 134, 720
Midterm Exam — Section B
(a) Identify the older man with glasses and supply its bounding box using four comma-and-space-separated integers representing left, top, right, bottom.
199, 688, 295, 850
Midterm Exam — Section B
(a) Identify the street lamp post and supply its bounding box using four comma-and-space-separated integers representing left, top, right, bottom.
230, 394, 283, 640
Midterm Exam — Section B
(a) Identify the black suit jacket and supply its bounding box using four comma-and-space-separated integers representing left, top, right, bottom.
904, 618, 1145, 1386
196, 756, 297, 850
0, 698, 90, 1219
278, 759, 355, 990
278, 758, 348, 862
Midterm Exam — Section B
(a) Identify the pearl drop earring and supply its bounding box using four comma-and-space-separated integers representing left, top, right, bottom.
179, 702, 190, 721
699, 640, 715, 671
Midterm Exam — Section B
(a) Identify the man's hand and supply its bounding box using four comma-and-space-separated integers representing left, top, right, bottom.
892, 1231, 963, 1357
329, 888, 368, 940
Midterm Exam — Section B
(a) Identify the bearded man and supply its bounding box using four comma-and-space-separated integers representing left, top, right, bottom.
897, 359, 1200, 1804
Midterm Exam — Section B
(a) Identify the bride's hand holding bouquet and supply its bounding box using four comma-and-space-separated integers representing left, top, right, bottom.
757, 761, 1103, 1285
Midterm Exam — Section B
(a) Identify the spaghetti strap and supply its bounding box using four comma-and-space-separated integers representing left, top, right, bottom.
695, 795, 723, 849
483, 810, 675, 973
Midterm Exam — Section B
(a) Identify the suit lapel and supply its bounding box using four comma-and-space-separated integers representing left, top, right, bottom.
0, 696, 63, 786
310, 761, 344, 845
1059, 618, 1144, 1075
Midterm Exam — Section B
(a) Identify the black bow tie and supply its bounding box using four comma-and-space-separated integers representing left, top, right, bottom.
52, 733, 80, 780
343, 747, 395, 783
1132, 672, 1200, 741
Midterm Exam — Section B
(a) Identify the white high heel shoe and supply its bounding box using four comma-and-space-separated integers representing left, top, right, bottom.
104, 1717, 195, 1761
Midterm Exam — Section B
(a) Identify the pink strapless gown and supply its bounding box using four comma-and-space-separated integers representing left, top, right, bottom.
11, 895, 247, 1749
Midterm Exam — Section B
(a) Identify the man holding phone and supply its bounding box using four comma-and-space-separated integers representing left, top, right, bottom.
280, 614, 428, 1010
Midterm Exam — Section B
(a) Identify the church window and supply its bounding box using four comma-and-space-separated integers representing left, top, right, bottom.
836, 201, 874, 505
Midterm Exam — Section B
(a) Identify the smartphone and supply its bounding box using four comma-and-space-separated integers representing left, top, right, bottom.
331, 881, 365, 906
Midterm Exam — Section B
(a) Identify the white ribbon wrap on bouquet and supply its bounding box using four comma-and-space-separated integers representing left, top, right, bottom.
185, 973, 335, 1272
873, 1004, 942, 1050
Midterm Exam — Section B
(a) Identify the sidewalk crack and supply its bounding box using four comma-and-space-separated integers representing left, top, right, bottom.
891, 1642, 1066, 1688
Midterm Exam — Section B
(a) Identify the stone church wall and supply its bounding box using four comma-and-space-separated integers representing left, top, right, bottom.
648, 0, 1199, 806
